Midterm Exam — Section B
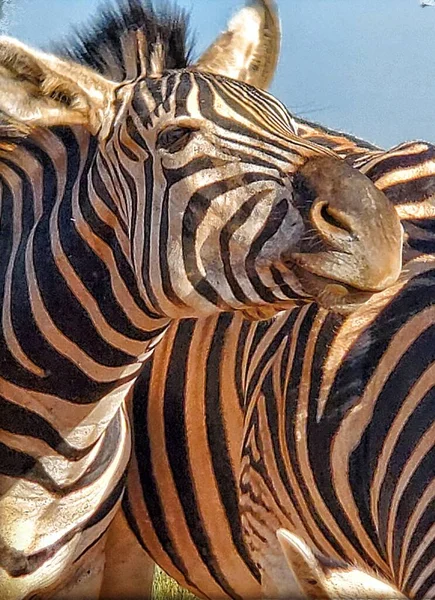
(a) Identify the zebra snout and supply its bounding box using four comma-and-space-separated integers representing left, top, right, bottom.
290, 156, 403, 294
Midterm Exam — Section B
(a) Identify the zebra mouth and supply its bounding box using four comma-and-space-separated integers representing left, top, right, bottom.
289, 263, 376, 314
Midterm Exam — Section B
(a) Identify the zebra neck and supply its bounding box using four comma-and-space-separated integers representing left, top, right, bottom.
0, 124, 169, 407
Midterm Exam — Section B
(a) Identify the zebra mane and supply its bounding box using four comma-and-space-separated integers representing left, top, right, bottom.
56, 0, 194, 81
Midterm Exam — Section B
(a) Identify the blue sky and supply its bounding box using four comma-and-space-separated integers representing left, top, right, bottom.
3, 0, 435, 147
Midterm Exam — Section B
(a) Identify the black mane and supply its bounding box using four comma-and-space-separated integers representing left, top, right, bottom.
55, 0, 194, 81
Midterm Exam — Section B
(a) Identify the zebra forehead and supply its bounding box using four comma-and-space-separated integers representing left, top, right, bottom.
124, 69, 300, 139
54, 0, 193, 82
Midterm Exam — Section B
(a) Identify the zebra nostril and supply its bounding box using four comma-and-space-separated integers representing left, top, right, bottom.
319, 203, 353, 234
312, 200, 355, 242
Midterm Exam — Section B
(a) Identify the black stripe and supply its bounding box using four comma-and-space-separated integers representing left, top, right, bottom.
0, 158, 36, 236
0, 411, 124, 495
131, 356, 197, 589
0, 175, 14, 306
164, 156, 229, 187
245, 198, 289, 302
158, 183, 188, 310
164, 319, 240, 598
246, 314, 297, 402
174, 72, 193, 118
205, 313, 261, 582
235, 319, 251, 411
282, 306, 353, 559
0, 395, 97, 460
270, 265, 304, 301
403, 499, 435, 582
384, 175, 435, 205
162, 73, 178, 114
121, 490, 151, 555
364, 144, 435, 184
246, 319, 276, 371
386, 396, 434, 572
141, 151, 167, 315
83, 473, 126, 531
219, 195, 260, 306
91, 152, 127, 233
131, 85, 152, 129
405, 537, 435, 599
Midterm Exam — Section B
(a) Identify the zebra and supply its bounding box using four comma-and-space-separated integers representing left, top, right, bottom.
0, 0, 405, 598
118, 120, 435, 597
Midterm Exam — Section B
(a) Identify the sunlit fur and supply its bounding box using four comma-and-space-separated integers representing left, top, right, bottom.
276, 529, 406, 599
0, 2, 405, 598
122, 126, 435, 599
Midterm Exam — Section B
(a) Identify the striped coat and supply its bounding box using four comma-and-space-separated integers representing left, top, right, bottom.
123, 133, 435, 599
0, 1, 403, 598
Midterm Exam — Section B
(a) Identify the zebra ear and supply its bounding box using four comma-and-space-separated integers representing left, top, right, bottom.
276, 529, 330, 598
276, 529, 406, 599
0, 37, 117, 136
195, 0, 280, 90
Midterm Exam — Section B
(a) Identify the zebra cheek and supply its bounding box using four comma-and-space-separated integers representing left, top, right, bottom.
258, 209, 305, 264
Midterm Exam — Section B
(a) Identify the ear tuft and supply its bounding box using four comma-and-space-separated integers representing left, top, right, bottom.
276, 529, 406, 599
277, 528, 329, 598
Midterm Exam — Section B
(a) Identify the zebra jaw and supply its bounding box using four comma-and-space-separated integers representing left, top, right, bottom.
276, 529, 407, 600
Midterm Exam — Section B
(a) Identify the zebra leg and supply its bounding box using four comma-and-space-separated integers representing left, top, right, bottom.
43, 533, 107, 600
99, 507, 155, 599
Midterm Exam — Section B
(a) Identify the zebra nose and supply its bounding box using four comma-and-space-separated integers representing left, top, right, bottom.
292, 156, 403, 292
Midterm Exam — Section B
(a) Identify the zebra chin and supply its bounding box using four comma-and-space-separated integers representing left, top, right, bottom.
279, 266, 378, 315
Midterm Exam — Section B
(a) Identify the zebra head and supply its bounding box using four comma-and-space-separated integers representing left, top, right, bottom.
0, 0, 403, 318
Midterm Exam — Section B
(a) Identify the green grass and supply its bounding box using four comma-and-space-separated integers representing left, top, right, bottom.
152, 567, 198, 600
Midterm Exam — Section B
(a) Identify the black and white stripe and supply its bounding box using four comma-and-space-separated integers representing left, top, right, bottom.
0, 1, 402, 597
123, 124, 435, 599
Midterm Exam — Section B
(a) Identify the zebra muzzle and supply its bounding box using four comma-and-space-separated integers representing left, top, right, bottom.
288, 156, 403, 304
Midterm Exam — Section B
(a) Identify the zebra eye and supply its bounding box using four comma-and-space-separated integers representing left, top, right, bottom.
156, 126, 197, 153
